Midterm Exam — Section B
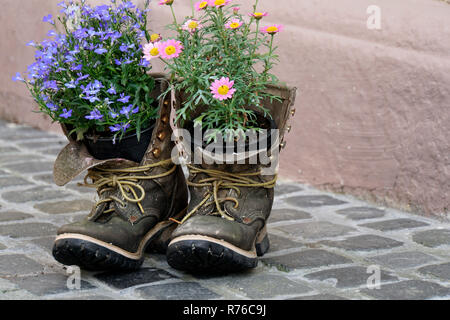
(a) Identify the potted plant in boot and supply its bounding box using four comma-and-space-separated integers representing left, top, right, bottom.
13, 0, 190, 271
147, 0, 297, 273
15, 0, 159, 163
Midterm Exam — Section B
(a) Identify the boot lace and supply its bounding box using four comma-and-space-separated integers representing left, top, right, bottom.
171, 164, 277, 225
80, 159, 176, 215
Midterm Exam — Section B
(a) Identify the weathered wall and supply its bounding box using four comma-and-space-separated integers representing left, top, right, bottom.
1, 0, 449, 217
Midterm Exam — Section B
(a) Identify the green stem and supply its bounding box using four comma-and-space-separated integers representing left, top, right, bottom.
253, 0, 260, 12
159, 57, 171, 69
169, 5, 180, 31
251, 20, 260, 60
190, 0, 195, 17
263, 34, 275, 79
217, 8, 230, 56
254, 20, 260, 47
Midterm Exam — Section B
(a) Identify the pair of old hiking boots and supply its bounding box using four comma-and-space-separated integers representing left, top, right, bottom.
52, 74, 296, 273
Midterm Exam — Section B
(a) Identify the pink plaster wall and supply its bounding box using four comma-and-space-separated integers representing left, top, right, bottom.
1, 0, 449, 217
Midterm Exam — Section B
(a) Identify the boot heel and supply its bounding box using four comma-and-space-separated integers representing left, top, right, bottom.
255, 227, 270, 257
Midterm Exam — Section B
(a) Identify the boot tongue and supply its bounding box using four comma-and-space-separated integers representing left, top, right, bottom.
54, 141, 139, 187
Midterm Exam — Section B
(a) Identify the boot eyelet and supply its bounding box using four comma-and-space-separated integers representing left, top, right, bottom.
157, 131, 166, 141
152, 148, 161, 158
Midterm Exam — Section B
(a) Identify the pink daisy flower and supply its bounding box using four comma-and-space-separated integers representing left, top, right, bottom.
150, 33, 162, 43
260, 24, 284, 35
195, 1, 209, 11
208, 0, 231, 8
210, 77, 236, 101
143, 42, 161, 61
159, 39, 184, 59
159, 0, 174, 5
225, 18, 242, 30
182, 19, 203, 34
233, 7, 240, 14
249, 12, 268, 20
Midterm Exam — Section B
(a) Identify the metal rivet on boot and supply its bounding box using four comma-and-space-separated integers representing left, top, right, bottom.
290, 109, 296, 117
161, 116, 169, 124
280, 141, 287, 149
152, 148, 161, 158
287, 125, 292, 133
157, 131, 166, 141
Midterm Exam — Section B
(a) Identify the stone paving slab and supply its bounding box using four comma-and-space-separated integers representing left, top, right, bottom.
94, 268, 178, 290
359, 219, 430, 231
412, 229, 450, 248
335, 207, 386, 221
418, 263, 450, 281
0, 223, 58, 238
273, 221, 356, 240
304, 266, 398, 289
360, 280, 450, 300
0, 121, 450, 300
9, 273, 96, 296
136, 282, 221, 300
262, 249, 353, 271
320, 235, 404, 252
0, 211, 34, 222
368, 251, 439, 270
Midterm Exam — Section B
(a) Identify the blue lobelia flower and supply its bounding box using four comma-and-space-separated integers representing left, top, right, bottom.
139, 58, 150, 67
94, 47, 108, 55
64, 80, 77, 88
119, 44, 129, 52
104, 98, 114, 105
107, 85, 117, 95
76, 73, 90, 82
70, 64, 83, 71
117, 93, 130, 104
120, 105, 139, 119
60, 108, 73, 119
43, 14, 55, 25
57, 1, 67, 9
82, 96, 101, 103
42, 80, 58, 91
109, 124, 122, 132
12, 72, 24, 82
46, 102, 58, 111
109, 110, 119, 119
47, 30, 58, 37
85, 109, 104, 120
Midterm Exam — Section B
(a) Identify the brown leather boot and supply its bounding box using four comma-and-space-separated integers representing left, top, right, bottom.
52, 74, 189, 271
166, 84, 296, 273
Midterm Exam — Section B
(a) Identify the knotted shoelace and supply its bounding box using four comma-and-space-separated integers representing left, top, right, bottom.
171, 164, 277, 225
80, 159, 176, 215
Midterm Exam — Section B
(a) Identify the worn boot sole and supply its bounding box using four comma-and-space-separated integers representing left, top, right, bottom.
166, 229, 270, 274
52, 209, 187, 271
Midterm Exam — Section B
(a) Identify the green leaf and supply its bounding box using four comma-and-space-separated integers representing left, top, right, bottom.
74, 127, 88, 141
136, 117, 141, 142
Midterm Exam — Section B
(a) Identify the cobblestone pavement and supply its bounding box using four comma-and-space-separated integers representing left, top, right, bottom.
0, 119, 449, 300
